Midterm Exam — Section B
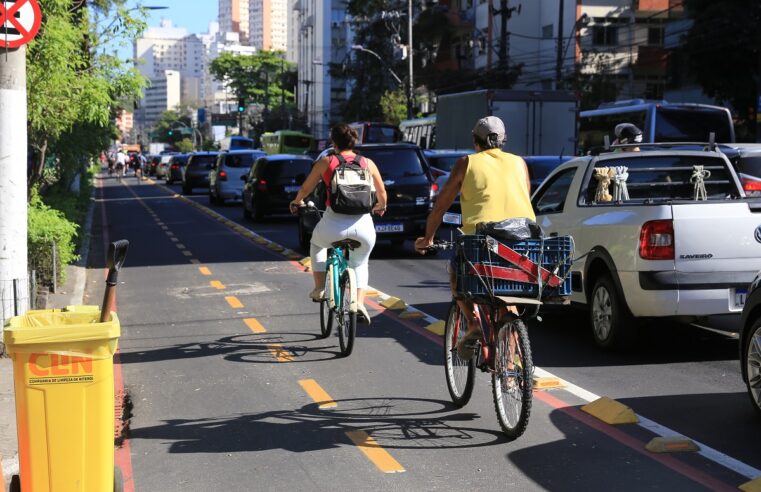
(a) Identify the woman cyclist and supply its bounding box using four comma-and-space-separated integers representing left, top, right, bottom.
289, 124, 388, 324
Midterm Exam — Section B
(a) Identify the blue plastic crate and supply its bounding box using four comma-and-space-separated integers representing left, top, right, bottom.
455, 235, 573, 298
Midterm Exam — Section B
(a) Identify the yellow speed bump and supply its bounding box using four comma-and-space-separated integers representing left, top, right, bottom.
533, 376, 565, 390
380, 296, 406, 311
254, 237, 269, 245
299, 257, 312, 266
267, 243, 285, 252
399, 310, 425, 319
425, 320, 445, 336
645, 437, 699, 454
364, 289, 380, 297
580, 397, 639, 425
740, 477, 761, 492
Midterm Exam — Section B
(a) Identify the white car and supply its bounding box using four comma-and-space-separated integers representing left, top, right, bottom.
532, 146, 761, 349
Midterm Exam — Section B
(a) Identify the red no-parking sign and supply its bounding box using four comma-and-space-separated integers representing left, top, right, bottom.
0, 0, 41, 49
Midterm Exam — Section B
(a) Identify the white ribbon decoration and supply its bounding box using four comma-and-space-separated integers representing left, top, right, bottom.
691, 165, 711, 201
612, 166, 630, 201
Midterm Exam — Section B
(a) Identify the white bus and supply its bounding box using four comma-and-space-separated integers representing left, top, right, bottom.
579, 100, 734, 154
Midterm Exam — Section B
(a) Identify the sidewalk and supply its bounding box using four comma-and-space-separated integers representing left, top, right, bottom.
0, 185, 95, 490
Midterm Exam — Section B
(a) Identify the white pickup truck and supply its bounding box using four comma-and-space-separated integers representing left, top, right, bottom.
532, 147, 761, 348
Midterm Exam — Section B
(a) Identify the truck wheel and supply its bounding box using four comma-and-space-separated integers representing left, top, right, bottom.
743, 317, 761, 417
589, 275, 636, 350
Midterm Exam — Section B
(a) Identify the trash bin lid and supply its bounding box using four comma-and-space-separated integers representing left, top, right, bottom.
3, 307, 120, 348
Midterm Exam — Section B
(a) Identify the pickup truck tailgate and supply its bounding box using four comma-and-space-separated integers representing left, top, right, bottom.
672, 201, 761, 287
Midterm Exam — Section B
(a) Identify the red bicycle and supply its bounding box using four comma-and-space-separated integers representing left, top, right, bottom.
431, 232, 573, 440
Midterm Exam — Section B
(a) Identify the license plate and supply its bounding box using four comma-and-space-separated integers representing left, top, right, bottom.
734, 288, 748, 308
375, 223, 404, 233
284, 185, 300, 193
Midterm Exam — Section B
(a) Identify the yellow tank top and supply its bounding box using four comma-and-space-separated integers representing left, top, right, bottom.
460, 149, 536, 235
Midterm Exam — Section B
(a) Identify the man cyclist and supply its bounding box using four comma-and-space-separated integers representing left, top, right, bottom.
115, 149, 128, 178
289, 124, 388, 323
414, 116, 535, 355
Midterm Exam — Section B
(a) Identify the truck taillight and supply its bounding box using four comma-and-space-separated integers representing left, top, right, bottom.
742, 177, 761, 193
639, 220, 674, 260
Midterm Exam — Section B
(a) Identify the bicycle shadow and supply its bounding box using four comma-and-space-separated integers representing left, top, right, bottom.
129, 397, 509, 454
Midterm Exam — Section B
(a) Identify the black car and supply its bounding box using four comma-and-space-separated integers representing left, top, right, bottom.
242, 154, 313, 221
182, 152, 218, 194
148, 155, 161, 176
739, 272, 761, 418
298, 143, 434, 249
165, 154, 189, 185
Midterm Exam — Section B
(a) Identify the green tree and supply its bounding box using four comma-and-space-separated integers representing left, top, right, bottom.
681, 0, 761, 137
175, 138, 194, 153
153, 110, 192, 143
210, 51, 295, 109
380, 90, 408, 125
27, 0, 147, 191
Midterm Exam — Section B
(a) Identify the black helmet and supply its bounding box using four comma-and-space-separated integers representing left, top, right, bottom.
614, 123, 643, 144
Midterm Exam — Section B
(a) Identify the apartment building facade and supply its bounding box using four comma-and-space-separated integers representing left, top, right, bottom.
219, 0, 251, 45
250, 0, 289, 51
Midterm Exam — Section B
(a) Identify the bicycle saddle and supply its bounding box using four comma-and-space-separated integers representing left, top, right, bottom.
331, 239, 361, 250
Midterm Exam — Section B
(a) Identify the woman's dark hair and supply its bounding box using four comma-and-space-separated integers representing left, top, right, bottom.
330, 124, 358, 150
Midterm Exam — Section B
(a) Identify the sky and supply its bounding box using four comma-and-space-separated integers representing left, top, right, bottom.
115, 1, 218, 60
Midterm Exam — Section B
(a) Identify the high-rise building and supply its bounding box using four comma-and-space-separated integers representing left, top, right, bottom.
199, 22, 258, 113
134, 20, 205, 128
142, 70, 182, 129
295, 0, 352, 139
219, 0, 251, 45
250, 0, 289, 51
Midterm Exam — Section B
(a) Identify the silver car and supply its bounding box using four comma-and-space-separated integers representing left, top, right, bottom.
209, 150, 266, 205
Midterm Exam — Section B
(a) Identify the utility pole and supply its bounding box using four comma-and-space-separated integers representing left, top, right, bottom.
407, 0, 414, 119
499, 0, 508, 70
556, 0, 565, 87
0, 46, 29, 325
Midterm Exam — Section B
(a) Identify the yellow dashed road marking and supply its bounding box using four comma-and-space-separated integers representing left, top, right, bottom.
210, 280, 225, 289
298, 379, 337, 409
244, 318, 266, 333
199, 267, 212, 276
345, 430, 405, 473
268, 344, 293, 362
225, 296, 244, 309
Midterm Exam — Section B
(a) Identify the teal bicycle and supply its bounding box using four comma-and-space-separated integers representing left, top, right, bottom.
307, 206, 359, 357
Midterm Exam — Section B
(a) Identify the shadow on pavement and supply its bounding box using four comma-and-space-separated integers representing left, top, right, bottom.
130, 397, 509, 454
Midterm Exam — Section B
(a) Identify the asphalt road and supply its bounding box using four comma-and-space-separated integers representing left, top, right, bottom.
87, 173, 761, 491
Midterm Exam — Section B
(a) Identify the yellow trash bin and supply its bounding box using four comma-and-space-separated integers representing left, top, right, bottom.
3, 306, 120, 492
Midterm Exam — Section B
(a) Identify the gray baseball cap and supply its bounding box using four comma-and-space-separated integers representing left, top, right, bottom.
472, 116, 506, 144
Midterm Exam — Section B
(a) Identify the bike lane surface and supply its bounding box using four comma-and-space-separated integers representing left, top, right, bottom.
86, 175, 751, 490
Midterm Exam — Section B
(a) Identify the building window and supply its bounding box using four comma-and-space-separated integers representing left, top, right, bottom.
542, 24, 554, 39
592, 24, 618, 46
648, 27, 664, 46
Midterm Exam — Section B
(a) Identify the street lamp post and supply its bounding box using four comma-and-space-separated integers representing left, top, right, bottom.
351, 45, 412, 119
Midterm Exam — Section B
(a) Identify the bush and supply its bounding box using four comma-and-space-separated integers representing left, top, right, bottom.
28, 188, 79, 289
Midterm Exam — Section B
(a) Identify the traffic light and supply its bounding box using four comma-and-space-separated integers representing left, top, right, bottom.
238, 98, 246, 113
168, 129, 173, 136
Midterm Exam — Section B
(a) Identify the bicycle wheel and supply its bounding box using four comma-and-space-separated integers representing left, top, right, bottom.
319, 300, 333, 338
444, 300, 476, 407
337, 269, 357, 357
492, 318, 533, 440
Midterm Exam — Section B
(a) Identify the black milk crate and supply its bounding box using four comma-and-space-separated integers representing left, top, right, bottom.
456, 235, 573, 298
